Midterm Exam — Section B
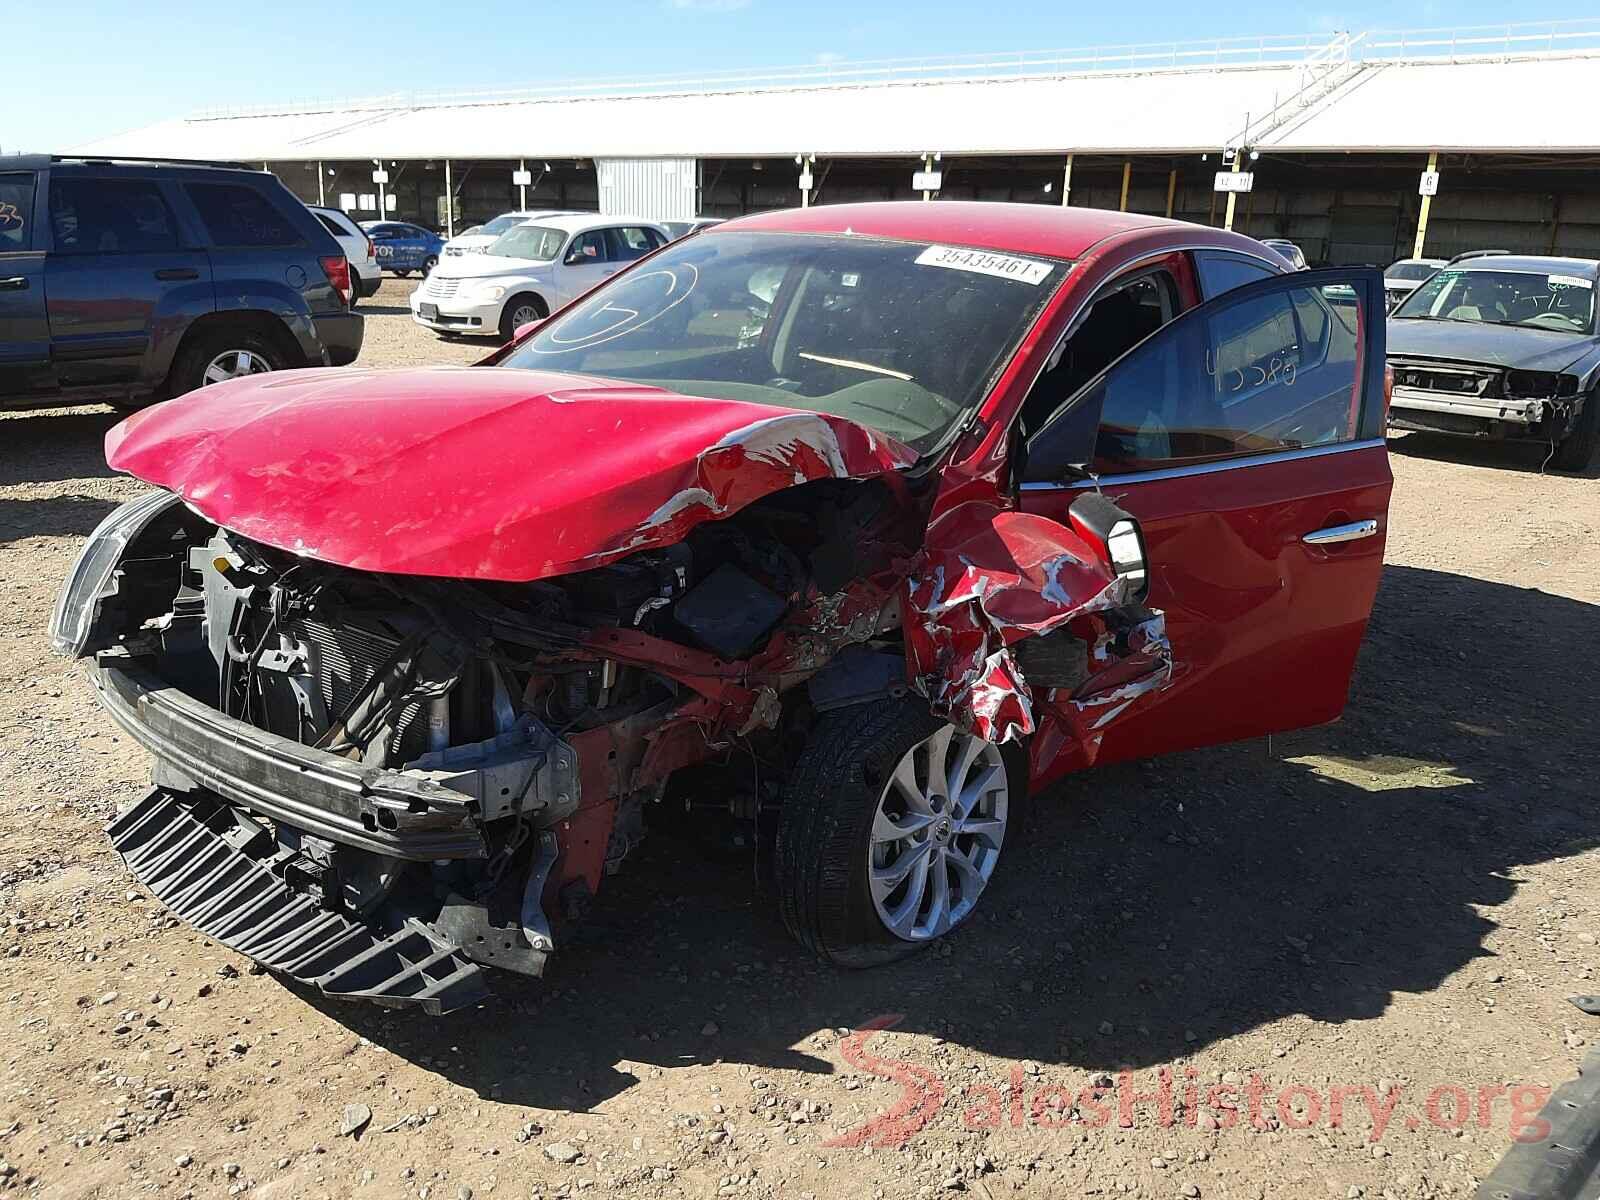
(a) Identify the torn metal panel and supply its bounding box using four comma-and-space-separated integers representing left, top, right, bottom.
903, 502, 1173, 746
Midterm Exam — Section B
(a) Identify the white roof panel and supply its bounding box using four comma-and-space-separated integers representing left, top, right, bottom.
1263, 56, 1600, 152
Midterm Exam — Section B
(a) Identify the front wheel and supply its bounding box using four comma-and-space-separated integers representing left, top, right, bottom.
1551, 392, 1599, 472
499, 293, 548, 341
422, 255, 439, 276
774, 697, 1023, 968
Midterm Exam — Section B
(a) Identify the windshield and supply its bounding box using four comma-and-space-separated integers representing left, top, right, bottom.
485, 225, 566, 262
1385, 262, 1439, 283
1393, 267, 1596, 333
498, 231, 1067, 453
479, 214, 529, 237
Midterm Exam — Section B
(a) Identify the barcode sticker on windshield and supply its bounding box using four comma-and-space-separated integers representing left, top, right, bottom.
1548, 274, 1593, 289
915, 245, 1054, 285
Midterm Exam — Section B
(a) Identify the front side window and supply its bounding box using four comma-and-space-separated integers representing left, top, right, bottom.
500, 231, 1067, 454
486, 225, 565, 261
49, 178, 178, 254
186, 183, 301, 248
1393, 267, 1595, 334
0, 173, 34, 251
566, 231, 608, 263
1027, 274, 1370, 479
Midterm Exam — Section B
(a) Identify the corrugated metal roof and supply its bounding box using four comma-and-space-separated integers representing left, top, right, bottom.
68, 25, 1600, 162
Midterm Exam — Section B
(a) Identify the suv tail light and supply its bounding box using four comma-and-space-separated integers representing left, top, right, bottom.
320, 255, 353, 308
1382, 364, 1394, 431
364, 236, 375, 263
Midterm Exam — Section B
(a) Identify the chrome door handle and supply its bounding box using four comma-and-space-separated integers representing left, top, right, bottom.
0, 276, 27, 291
1303, 519, 1378, 545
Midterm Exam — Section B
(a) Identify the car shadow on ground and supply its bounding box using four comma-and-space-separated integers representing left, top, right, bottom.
1389, 430, 1600, 479
307, 562, 1600, 1113
0, 407, 122, 488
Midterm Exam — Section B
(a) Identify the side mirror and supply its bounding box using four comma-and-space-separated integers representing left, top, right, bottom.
1067, 492, 1148, 600
513, 319, 543, 341
564, 250, 584, 266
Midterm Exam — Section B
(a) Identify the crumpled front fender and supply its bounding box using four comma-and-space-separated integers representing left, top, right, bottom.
902, 501, 1173, 749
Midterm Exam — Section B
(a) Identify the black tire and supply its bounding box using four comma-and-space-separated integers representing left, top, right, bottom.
499, 293, 549, 341
1551, 392, 1599, 472
774, 696, 1027, 968
393, 269, 410, 279
169, 327, 288, 398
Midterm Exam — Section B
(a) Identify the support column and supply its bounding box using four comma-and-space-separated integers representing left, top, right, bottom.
444, 160, 454, 238
1061, 154, 1073, 207
1118, 160, 1132, 212
374, 159, 387, 220
1223, 155, 1243, 231
1412, 151, 1439, 259
1164, 168, 1177, 218
921, 153, 936, 202
317, 161, 325, 207
518, 158, 527, 210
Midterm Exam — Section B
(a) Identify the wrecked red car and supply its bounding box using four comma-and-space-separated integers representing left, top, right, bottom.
51, 203, 1393, 1012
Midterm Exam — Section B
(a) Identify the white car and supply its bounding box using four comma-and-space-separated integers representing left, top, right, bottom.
308, 205, 381, 304
1384, 257, 1447, 312
441, 209, 580, 257
412, 214, 670, 340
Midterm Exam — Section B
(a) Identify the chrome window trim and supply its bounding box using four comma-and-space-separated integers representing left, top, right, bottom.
1018, 437, 1386, 491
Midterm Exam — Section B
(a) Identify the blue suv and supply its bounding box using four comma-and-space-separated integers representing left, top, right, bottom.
361, 221, 445, 277
0, 155, 362, 410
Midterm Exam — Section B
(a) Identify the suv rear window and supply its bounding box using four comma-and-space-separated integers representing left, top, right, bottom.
0, 173, 33, 251
315, 212, 351, 239
50, 178, 179, 254
186, 183, 302, 248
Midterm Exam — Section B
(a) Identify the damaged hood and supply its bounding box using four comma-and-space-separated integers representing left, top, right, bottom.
105, 366, 917, 581
1387, 318, 1597, 373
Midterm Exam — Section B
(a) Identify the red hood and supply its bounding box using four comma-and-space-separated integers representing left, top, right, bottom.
105, 366, 917, 581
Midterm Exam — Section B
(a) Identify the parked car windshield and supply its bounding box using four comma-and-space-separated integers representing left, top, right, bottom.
1393, 267, 1596, 333
486, 225, 565, 261
1385, 262, 1439, 282
479, 214, 529, 237
499, 230, 1068, 452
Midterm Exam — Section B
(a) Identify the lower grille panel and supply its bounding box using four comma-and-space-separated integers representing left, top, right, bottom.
108, 789, 489, 1015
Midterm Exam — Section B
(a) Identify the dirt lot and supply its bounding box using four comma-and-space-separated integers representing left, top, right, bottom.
1, 278, 1596, 1200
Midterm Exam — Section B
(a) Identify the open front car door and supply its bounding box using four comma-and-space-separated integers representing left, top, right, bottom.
996, 266, 1391, 783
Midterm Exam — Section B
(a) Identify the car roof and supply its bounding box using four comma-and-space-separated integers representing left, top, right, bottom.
1391, 257, 1446, 266
1449, 255, 1600, 276
510, 213, 663, 234
715, 201, 1218, 260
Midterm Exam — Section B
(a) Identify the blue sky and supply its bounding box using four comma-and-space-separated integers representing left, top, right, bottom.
6, 1, 1578, 153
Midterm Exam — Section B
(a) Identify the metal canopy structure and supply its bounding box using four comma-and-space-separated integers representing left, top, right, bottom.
70, 20, 1600, 163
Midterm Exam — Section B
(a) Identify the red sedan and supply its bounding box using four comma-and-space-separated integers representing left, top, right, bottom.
53, 203, 1391, 1011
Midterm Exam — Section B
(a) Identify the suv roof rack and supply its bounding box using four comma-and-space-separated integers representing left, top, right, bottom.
49, 153, 257, 170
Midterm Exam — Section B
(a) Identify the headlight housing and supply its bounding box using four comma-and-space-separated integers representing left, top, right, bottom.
464, 282, 508, 301
49, 489, 183, 658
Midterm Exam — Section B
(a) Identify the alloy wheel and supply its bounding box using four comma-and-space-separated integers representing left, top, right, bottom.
202, 350, 274, 386
867, 724, 1008, 941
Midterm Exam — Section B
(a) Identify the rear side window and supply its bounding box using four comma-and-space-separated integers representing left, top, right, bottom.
186, 183, 302, 247
0, 173, 33, 251
606, 226, 660, 261
49, 178, 179, 254
315, 212, 353, 239
1194, 251, 1278, 299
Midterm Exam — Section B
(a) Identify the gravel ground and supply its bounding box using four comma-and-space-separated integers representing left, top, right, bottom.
0, 277, 1596, 1199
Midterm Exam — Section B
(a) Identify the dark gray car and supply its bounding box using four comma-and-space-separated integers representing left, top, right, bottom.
0, 155, 362, 411
1386, 255, 1600, 470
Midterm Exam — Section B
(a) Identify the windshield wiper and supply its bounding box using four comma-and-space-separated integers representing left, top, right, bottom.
796, 351, 913, 382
